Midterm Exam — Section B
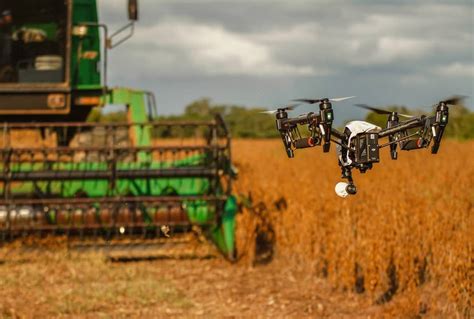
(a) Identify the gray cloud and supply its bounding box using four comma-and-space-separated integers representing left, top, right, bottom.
98, 0, 473, 123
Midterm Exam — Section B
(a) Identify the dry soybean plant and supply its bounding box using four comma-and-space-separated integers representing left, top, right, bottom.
233, 139, 473, 317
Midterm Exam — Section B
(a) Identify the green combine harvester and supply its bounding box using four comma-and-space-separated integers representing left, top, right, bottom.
0, 0, 237, 259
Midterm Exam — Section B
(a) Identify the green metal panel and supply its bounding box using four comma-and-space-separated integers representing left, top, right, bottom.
2, 154, 209, 195
108, 88, 153, 162
211, 196, 237, 259
71, 0, 101, 88
109, 88, 237, 256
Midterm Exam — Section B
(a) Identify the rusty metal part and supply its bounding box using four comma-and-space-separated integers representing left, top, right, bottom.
0, 118, 233, 247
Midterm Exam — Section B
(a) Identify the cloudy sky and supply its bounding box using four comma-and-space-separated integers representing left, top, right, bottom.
99, 0, 473, 124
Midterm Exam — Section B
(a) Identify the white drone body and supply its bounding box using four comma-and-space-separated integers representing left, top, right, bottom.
337, 121, 381, 167
335, 121, 381, 197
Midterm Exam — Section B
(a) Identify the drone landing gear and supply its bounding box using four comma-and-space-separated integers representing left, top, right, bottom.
335, 166, 357, 197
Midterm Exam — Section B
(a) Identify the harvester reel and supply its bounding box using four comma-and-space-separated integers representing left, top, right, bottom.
0, 115, 237, 259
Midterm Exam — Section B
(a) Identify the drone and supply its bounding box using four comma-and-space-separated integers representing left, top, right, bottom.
263, 95, 464, 197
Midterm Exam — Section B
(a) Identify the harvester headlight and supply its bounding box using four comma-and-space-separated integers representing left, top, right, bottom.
75, 96, 102, 106
72, 25, 88, 37
47, 94, 66, 109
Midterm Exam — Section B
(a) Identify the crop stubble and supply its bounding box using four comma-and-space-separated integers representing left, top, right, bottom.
233, 139, 473, 316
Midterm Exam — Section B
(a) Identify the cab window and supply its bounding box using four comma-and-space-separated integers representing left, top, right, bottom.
0, 0, 67, 84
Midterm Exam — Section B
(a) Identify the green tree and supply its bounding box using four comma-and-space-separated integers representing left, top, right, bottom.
184, 98, 212, 119
224, 106, 278, 138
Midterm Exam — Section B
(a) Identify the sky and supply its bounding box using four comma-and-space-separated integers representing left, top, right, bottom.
99, 0, 474, 124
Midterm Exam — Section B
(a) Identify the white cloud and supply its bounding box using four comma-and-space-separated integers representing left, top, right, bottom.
252, 23, 320, 45
127, 18, 316, 77
345, 8, 472, 65
432, 63, 474, 77
399, 74, 429, 86
101, 1, 474, 115
104, 2, 472, 78
371, 37, 433, 63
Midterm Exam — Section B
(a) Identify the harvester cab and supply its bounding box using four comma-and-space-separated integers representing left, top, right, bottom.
0, 0, 238, 260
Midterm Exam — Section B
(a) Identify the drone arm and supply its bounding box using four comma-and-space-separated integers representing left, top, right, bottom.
330, 128, 345, 140
378, 131, 421, 148
378, 117, 424, 138
291, 114, 319, 126
378, 115, 446, 152
431, 126, 445, 154
331, 138, 350, 150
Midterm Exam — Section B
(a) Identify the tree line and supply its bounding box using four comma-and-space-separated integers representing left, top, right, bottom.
88, 98, 474, 139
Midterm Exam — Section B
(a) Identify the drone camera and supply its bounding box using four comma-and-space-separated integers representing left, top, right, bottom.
354, 133, 379, 164
346, 183, 357, 195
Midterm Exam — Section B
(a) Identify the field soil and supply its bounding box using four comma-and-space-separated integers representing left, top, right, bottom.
0, 139, 472, 318
0, 249, 357, 318
0, 248, 438, 318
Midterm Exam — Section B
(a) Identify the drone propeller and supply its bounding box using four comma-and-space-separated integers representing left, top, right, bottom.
293, 96, 356, 104
438, 95, 467, 106
433, 95, 467, 107
419, 95, 468, 111
354, 104, 414, 118
260, 103, 301, 114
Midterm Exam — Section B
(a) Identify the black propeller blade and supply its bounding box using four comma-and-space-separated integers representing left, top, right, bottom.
439, 95, 467, 106
354, 104, 414, 118
421, 95, 468, 111
293, 96, 356, 104
260, 103, 301, 114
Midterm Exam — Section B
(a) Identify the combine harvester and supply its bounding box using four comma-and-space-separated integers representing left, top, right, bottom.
0, 0, 237, 259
